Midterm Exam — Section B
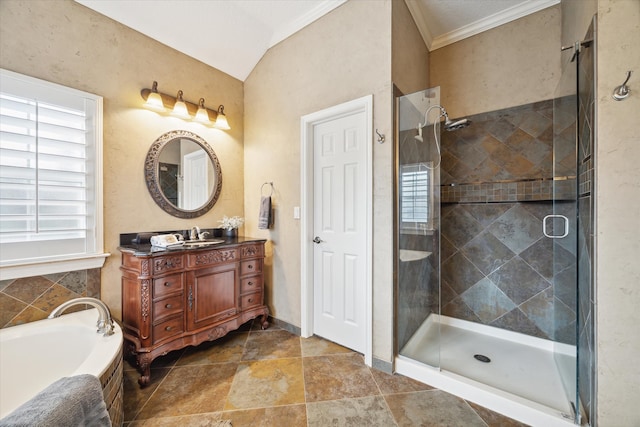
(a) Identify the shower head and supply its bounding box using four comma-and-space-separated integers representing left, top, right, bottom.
444, 117, 471, 131
416, 105, 471, 138
414, 107, 470, 142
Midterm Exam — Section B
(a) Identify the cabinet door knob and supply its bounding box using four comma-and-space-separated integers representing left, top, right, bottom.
165, 326, 173, 331
248, 264, 254, 269
165, 304, 172, 309
248, 281, 254, 286
248, 298, 253, 303
164, 282, 171, 287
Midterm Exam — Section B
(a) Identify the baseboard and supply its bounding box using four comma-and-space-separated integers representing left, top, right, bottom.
268, 316, 301, 336
372, 357, 393, 374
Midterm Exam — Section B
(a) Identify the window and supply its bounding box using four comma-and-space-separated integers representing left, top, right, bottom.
0, 69, 106, 278
400, 163, 434, 232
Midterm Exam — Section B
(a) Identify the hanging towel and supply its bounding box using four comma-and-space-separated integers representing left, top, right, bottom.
0, 374, 111, 427
258, 196, 272, 229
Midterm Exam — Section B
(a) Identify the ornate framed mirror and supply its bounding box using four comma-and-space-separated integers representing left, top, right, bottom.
144, 130, 222, 218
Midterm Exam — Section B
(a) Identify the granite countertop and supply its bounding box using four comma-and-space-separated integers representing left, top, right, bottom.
118, 236, 266, 257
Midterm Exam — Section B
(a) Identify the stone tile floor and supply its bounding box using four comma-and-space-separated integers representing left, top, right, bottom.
123, 319, 528, 426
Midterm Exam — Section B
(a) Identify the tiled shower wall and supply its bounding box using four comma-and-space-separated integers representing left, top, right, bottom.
438, 100, 577, 344
0, 269, 101, 328
440, 201, 576, 343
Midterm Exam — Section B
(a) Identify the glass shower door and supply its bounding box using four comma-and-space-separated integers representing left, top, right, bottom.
550, 51, 579, 422
550, 17, 596, 425
396, 87, 442, 369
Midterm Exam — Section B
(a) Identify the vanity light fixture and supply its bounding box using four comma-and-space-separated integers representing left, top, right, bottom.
171, 90, 190, 119
140, 81, 230, 130
194, 98, 211, 124
214, 105, 230, 130
144, 81, 166, 112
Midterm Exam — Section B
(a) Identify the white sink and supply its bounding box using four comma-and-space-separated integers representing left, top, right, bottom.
399, 249, 432, 262
182, 239, 225, 248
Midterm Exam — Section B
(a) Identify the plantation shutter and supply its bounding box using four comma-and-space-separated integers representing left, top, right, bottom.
0, 69, 101, 265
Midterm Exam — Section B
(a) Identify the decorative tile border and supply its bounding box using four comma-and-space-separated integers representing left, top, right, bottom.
441, 178, 575, 203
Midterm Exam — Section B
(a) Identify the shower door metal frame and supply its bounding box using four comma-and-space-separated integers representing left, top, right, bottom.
553, 15, 597, 425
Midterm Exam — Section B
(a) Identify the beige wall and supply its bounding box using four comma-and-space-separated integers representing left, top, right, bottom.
244, 0, 395, 362
593, 1, 640, 425
429, 5, 562, 118
0, 0, 245, 320
392, 0, 430, 96
561, 0, 597, 50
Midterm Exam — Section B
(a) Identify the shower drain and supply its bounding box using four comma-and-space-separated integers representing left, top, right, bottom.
473, 354, 491, 363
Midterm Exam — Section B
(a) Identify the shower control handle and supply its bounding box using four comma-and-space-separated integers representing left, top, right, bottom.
313, 236, 323, 244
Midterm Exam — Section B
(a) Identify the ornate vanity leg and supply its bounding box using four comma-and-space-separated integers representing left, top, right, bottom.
260, 309, 270, 330
123, 341, 137, 360
136, 354, 153, 387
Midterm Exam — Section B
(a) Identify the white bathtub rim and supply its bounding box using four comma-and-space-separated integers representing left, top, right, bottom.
0, 308, 122, 419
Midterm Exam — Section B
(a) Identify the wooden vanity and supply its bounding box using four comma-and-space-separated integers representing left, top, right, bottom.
119, 237, 268, 386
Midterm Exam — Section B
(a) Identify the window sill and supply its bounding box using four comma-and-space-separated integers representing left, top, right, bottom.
400, 228, 435, 236
0, 253, 111, 281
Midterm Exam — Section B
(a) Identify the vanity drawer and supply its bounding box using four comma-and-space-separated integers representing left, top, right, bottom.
153, 273, 184, 298
153, 315, 184, 342
188, 248, 239, 268
241, 244, 264, 259
153, 294, 183, 320
240, 259, 262, 276
240, 292, 262, 310
152, 254, 184, 275
240, 275, 263, 294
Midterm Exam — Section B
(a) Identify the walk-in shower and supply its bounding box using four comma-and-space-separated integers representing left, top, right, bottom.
394, 18, 596, 426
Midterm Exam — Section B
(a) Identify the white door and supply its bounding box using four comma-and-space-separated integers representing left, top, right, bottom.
312, 110, 368, 353
183, 150, 208, 210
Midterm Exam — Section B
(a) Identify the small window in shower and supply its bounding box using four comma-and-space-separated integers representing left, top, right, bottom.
400, 162, 433, 233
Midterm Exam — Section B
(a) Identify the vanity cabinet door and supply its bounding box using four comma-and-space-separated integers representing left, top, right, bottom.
186, 262, 239, 331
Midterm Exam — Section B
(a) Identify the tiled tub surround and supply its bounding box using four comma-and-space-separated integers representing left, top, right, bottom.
0, 268, 101, 328
102, 347, 124, 427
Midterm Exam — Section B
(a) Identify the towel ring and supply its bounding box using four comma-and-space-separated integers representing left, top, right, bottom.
261, 182, 274, 197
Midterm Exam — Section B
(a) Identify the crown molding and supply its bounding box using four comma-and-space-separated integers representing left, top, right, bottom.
408, 0, 559, 52
269, 0, 347, 47
404, 0, 434, 50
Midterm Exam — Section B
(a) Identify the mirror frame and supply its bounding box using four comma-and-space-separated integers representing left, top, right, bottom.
144, 130, 222, 218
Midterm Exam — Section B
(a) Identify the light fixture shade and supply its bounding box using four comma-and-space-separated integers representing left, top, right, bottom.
214, 105, 231, 130
144, 81, 166, 112
172, 90, 191, 119
194, 98, 211, 124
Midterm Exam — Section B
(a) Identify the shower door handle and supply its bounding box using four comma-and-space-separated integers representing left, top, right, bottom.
543, 215, 569, 239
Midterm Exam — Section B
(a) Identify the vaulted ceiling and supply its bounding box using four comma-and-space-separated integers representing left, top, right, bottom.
76, 0, 559, 81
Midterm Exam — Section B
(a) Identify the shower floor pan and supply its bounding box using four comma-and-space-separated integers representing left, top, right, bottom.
397, 315, 577, 426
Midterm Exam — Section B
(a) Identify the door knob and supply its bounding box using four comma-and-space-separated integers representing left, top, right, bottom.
313, 236, 323, 244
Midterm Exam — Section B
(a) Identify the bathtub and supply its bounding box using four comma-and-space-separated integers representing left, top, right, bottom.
0, 308, 124, 424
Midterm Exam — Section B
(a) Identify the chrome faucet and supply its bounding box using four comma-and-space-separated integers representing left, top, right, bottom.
190, 226, 200, 241
190, 226, 209, 241
48, 297, 115, 336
